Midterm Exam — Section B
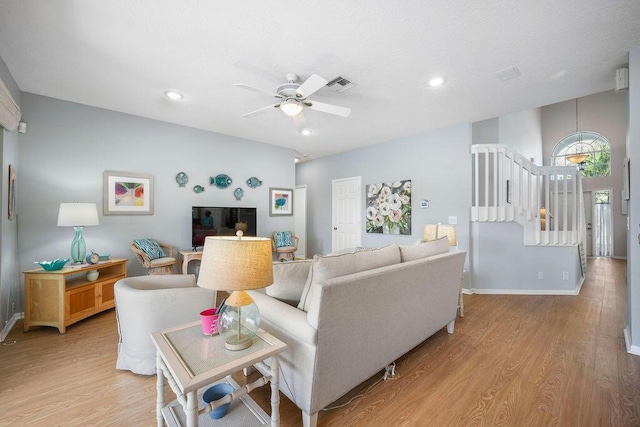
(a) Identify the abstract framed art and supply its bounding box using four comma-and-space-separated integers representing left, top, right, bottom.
269, 187, 293, 216
103, 170, 154, 215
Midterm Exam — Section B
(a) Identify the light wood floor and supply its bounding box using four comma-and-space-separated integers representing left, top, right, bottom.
1, 258, 638, 426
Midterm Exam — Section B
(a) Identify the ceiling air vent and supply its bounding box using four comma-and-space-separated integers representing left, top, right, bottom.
326, 76, 356, 93
496, 66, 521, 82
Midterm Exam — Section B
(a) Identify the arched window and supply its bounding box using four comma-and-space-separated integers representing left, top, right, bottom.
551, 131, 611, 177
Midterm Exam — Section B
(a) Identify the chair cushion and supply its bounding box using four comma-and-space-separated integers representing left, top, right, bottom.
274, 231, 293, 248
400, 236, 449, 262
149, 257, 176, 267
276, 246, 297, 252
134, 239, 166, 260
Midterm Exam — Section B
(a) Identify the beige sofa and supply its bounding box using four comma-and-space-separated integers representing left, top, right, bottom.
249, 240, 466, 427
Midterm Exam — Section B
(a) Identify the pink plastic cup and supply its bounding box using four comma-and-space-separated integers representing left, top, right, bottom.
200, 308, 219, 335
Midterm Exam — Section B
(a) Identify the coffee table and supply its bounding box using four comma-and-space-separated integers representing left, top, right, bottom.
151, 321, 287, 427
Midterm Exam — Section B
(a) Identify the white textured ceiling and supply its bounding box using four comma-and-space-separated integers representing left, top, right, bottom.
1, 1, 639, 160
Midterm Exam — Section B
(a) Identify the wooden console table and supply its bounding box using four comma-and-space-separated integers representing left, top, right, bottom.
179, 251, 202, 274
23, 258, 127, 334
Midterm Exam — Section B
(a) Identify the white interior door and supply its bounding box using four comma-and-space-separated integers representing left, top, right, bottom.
294, 186, 306, 259
583, 191, 593, 256
332, 177, 362, 252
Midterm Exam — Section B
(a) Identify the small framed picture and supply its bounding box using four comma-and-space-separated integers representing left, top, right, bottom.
103, 170, 154, 215
269, 187, 293, 216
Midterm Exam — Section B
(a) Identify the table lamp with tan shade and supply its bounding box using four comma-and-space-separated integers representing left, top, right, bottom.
197, 231, 273, 350
422, 223, 457, 248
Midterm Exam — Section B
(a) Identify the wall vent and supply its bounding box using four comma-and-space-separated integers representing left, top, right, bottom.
326, 76, 356, 93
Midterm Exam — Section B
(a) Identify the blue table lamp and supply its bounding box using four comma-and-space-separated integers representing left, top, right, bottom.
57, 203, 99, 264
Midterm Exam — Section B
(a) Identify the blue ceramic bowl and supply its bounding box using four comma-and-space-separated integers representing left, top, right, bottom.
202, 383, 234, 419
35, 258, 71, 271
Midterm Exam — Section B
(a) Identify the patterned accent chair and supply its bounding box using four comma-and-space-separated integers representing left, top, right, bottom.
271, 231, 299, 262
131, 239, 177, 275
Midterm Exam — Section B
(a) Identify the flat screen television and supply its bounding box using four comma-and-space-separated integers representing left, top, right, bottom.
192, 206, 257, 249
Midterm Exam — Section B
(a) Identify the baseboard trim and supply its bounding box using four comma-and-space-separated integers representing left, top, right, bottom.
470, 288, 579, 296
1, 312, 23, 342
612, 256, 628, 260
623, 326, 640, 356
575, 276, 585, 294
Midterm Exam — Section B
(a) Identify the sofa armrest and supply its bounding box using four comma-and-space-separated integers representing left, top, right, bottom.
249, 291, 317, 346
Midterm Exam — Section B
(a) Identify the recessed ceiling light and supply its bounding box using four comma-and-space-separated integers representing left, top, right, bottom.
429, 77, 445, 87
164, 90, 184, 100
300, 128, 312, 136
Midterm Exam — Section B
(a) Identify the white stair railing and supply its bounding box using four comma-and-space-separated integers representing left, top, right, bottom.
471, 144, 586, 247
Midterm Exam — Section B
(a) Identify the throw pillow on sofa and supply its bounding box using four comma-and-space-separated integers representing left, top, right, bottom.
297, 243, 401, 311
399, 236, 449, 262
265, 260, 312, 306
133, 239, 166, 260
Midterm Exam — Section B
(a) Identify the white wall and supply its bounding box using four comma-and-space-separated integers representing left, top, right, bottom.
626, 47, 640, 353
0, 54, 20, 334
499, 108, 543, 165
472, 118, 498, 144
296, 123, 472, 270
17, 94, 296, 285
472, 222, 581, 294
541, 91, 628, 258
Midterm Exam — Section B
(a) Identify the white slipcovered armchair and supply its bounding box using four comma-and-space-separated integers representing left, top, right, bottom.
114, 274, 216, 375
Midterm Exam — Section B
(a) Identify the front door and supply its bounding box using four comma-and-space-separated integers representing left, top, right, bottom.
332, 177, 362, 252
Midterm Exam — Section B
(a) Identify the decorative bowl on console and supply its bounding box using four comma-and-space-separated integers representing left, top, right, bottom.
34, 258, 71, 271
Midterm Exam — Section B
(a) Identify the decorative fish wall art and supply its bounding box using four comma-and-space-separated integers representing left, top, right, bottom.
210, 174, 232, 188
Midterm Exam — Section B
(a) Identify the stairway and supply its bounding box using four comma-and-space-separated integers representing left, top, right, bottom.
472, 144, 587, 277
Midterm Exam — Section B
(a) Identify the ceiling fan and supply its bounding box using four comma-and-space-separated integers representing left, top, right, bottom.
234, 73, 351, 130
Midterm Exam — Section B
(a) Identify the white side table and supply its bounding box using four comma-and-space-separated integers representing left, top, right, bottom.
151, 321, 287, 427
179, 251, 203, 274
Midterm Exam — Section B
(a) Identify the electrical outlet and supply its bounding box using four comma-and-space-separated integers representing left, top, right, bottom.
562, 272, 569, 281
448, 216, 457, 225
538, 271, 544, 280
11, 302, 15, 313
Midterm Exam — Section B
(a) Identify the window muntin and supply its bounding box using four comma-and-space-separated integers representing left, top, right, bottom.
551, 131, 611, 177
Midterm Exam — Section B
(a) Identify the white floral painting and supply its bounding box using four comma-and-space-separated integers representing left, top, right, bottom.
366, 180, 412, 234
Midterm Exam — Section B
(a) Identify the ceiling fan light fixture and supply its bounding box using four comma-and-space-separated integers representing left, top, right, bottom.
280, 99, 304, 116
164, 90, 184, 100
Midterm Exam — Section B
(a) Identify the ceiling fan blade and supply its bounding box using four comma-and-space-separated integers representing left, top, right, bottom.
292, 111, 309, 131
234, 83, 282, 99
296, 74, 328, 98
307, 100, 351, 117
241, 103, 279, 118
